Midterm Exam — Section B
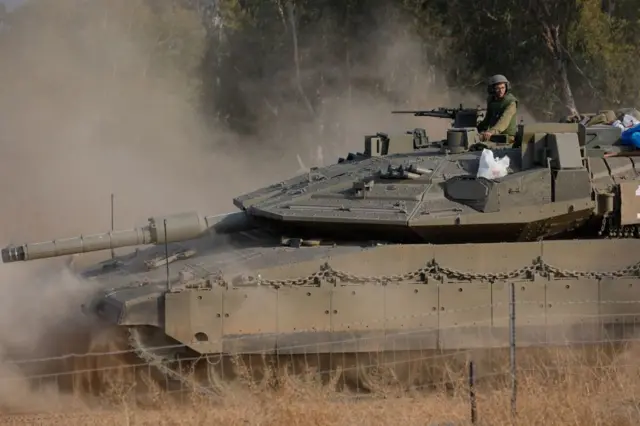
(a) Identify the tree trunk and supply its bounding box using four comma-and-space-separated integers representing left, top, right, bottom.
556, 57, 579, 118
542, 23, 580, 118
286, 1, 315, 117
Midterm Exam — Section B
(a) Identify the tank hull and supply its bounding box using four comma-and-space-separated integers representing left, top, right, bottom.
76, 236, 640, 395
90, 237, 640, 355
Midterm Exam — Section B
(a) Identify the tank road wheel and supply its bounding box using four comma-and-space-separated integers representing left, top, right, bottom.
272, 353, 333, 392
272, 353, 406, 394
333, 353, 401, 394
332, 351, 439, 395
200, 353, 345, 396
198, 353, 275, 397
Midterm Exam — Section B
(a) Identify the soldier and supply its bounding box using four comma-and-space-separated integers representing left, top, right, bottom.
477, 74, 518, 143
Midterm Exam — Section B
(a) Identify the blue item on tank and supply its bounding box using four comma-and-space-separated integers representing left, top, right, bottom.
621, 124, 640, 149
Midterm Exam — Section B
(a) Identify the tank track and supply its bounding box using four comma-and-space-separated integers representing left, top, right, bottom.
127, 328, 284, 396
127, 327, 216, 396
125, 326, 439, 396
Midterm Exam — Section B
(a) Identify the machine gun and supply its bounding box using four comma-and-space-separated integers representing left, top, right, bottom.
392, 104, 486, 129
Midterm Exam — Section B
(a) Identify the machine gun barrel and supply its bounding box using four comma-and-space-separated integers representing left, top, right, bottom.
1, 211, 252, 263
391, 110, 454, 119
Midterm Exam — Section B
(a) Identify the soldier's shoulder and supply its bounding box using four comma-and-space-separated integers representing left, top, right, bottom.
505, 93, 518, 105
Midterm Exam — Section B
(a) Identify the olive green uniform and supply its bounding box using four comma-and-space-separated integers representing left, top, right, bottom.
477, 92, 519, 138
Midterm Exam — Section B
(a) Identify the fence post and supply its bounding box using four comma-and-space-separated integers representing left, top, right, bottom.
509, 281, 517, 418
469, 360, 477, 424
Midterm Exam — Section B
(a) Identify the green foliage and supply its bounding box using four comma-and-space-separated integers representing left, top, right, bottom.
567, 0, 640, 107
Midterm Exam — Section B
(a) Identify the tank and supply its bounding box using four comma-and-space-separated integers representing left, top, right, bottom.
5, 105, 640, 396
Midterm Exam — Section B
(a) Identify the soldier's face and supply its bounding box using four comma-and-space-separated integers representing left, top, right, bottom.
493, 83, 506, 98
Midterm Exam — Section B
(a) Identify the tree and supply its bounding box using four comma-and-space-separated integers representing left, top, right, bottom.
567, 0, 640, 109
407, 0, 640, 119
4, 0, 639, 136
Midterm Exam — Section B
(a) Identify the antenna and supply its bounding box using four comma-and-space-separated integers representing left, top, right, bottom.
110, 193, 115, 260
164, 219, 170, 291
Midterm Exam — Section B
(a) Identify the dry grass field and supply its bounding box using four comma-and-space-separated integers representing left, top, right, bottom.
1, 342, 640, 426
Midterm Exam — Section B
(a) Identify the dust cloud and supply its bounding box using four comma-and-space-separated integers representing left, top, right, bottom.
0, 3, 263, 240
0, 260, 98, 413
0, 0, 256, 412
0, 1, 481, 412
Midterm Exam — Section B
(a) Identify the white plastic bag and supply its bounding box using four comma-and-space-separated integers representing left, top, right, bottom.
477, 148, 510, 180
612, 114, 639, 130
623, 114, 640, 128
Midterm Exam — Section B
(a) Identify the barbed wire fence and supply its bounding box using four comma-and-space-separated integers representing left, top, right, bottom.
2, 284, 640, 424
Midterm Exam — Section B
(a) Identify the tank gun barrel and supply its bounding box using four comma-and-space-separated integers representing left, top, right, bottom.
1, 211, 251, 263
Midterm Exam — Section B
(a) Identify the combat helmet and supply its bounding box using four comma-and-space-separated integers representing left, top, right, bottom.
487, 74, 510, 94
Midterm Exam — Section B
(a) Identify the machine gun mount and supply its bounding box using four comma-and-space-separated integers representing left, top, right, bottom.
392, 104, 486, 129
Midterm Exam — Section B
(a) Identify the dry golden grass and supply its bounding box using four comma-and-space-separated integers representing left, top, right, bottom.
2, 342, 640, 425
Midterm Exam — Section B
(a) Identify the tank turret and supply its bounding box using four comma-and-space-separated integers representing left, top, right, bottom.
1, 211, 252, 263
